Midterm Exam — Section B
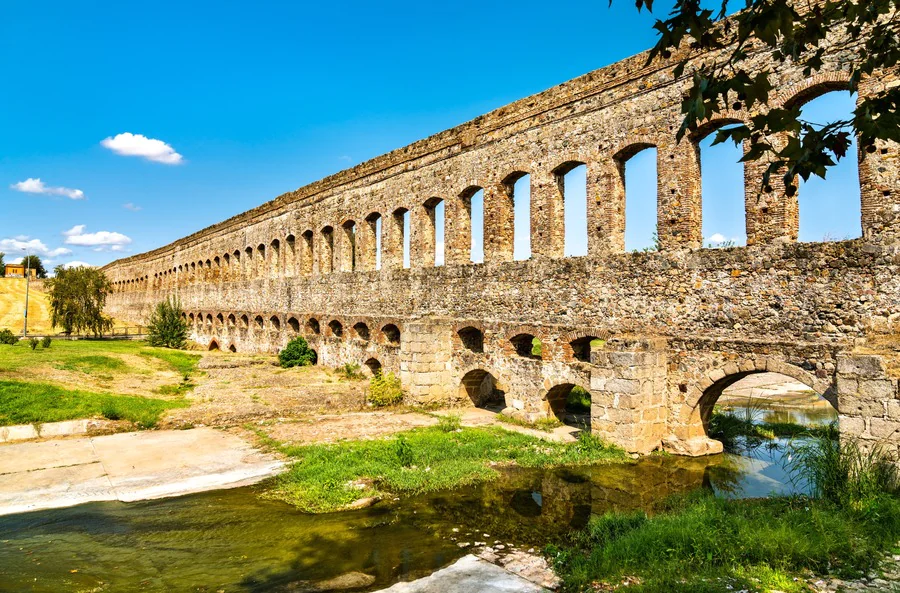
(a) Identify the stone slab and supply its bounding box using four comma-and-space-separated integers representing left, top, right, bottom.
0, 427, 283, 516
374, 555, 549, 593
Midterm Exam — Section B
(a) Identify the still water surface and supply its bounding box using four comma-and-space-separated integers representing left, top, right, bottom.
0, 404, 828, 592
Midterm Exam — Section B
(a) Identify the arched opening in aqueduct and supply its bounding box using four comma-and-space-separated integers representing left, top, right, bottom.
693, 370, 836, 443
459, 369, 505, 412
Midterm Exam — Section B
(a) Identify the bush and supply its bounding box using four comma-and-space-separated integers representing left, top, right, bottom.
395, 435, 414, 467
0, 329, 18, 345
278, 337, 317, 368
336, 362, 364, 380
41, 336, 51, 348
28, 338, 39, 351
437, 413, 462, 432
146, 298, 189, 349
368, 371, 403, 407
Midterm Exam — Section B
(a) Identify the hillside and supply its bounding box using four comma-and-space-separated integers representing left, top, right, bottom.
0, 278, 54, 334
0, 277, 130, 335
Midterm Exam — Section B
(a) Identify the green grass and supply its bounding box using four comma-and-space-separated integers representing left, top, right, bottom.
0, 339, 200, 377
257, 426, 629, 513
550, 492, 900, 592
53, 355, 128, 374
552, 430, 900, 592
138, 347, 201, 376
0, 379, 187, 428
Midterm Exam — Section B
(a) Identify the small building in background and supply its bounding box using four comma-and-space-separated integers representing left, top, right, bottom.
4, 264, 36, 278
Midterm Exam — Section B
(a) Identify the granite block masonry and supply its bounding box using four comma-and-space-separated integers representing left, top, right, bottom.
103, 9, 900, 455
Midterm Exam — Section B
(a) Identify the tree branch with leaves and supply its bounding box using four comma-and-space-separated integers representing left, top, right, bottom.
623, 0, 899, 193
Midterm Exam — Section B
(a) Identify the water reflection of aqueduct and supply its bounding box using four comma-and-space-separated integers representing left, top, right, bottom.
104, 16, 900, 455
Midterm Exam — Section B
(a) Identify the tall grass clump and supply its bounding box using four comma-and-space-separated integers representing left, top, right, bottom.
336, 362, 364, 380
368, 371, 403, 407
787, 424, 900, 510
278, 337, 317, 368
146, 297, 188, 349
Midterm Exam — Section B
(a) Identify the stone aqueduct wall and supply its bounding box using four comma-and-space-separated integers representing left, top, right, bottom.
103, 26, 900, 454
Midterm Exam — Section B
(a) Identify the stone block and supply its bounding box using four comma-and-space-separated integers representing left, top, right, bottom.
838, 415, 866, 436
836, 376, 859, 397
870, 418, 900, 440
604, 378, 641, 395
859, 379, 895, 401
838, 396, 885, 418
707, 368, 726, 383
837, 355, 887, 379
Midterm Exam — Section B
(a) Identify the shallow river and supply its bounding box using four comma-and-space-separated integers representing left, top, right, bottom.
0, 440, 812, 593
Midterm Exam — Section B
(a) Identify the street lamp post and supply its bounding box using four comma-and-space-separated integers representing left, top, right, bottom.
22, 250, 30, 337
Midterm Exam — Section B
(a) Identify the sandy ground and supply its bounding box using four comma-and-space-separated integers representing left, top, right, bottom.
0, 427, 283, 516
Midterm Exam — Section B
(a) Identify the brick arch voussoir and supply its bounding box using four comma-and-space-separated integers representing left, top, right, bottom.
610, 134, 661, 162
684, 356, 829, 413
558, 327, 611, 362
775, 72, 853, 109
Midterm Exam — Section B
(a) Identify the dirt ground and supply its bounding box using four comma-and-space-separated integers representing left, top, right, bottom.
162, 353, 372, 428
160, 352, 556, 445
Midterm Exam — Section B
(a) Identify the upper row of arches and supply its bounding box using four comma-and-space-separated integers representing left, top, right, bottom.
111, 79, 887, 292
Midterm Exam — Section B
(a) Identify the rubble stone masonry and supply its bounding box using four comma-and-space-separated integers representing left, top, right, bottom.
103, 18, 900, 455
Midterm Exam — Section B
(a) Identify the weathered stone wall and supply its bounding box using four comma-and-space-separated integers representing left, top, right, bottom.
102, 16, 900, 454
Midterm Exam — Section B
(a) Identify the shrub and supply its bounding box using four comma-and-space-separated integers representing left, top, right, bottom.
0, 329, 17, 345
368, 371, 403, 407
395, 435, 414, 467
278, 337, 317, 368
41, 336, 51, 348
146, 298, 189, 349
28, 338, 39, 351
336, 362, 364, 380
437, 413, 462, 432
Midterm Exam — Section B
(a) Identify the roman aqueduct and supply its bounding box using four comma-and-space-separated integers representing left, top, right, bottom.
103, 19, 900, 455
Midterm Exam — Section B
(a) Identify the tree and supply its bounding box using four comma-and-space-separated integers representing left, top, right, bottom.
622, 0, 899, 191
46, 266, 114, 336
0, 252, 5, 277
21, 255, 47, 278
146, 298, 188, 349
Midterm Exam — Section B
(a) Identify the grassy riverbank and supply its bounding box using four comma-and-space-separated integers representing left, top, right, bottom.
255, 426, 630, 513
0, 380, 188, 428
550, 433, 900, 592
0, 339, 200, 428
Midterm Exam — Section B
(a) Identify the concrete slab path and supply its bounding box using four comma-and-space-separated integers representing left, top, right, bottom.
374, 555, 549, 592
0, 427, 283, 516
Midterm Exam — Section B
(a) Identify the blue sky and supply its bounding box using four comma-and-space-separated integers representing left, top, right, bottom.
0, 1, 861, 270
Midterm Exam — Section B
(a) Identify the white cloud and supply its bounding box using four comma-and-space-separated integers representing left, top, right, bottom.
0, 237, 72, 258
123, 202, 142, 211
100, 132, 184, 165
63, 225, 132, 251
10, 178, 84, 199
62, 261, 93, 269
707, 233, 727, 244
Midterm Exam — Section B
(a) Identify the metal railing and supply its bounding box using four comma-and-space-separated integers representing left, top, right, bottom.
20, 326, 147, 340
